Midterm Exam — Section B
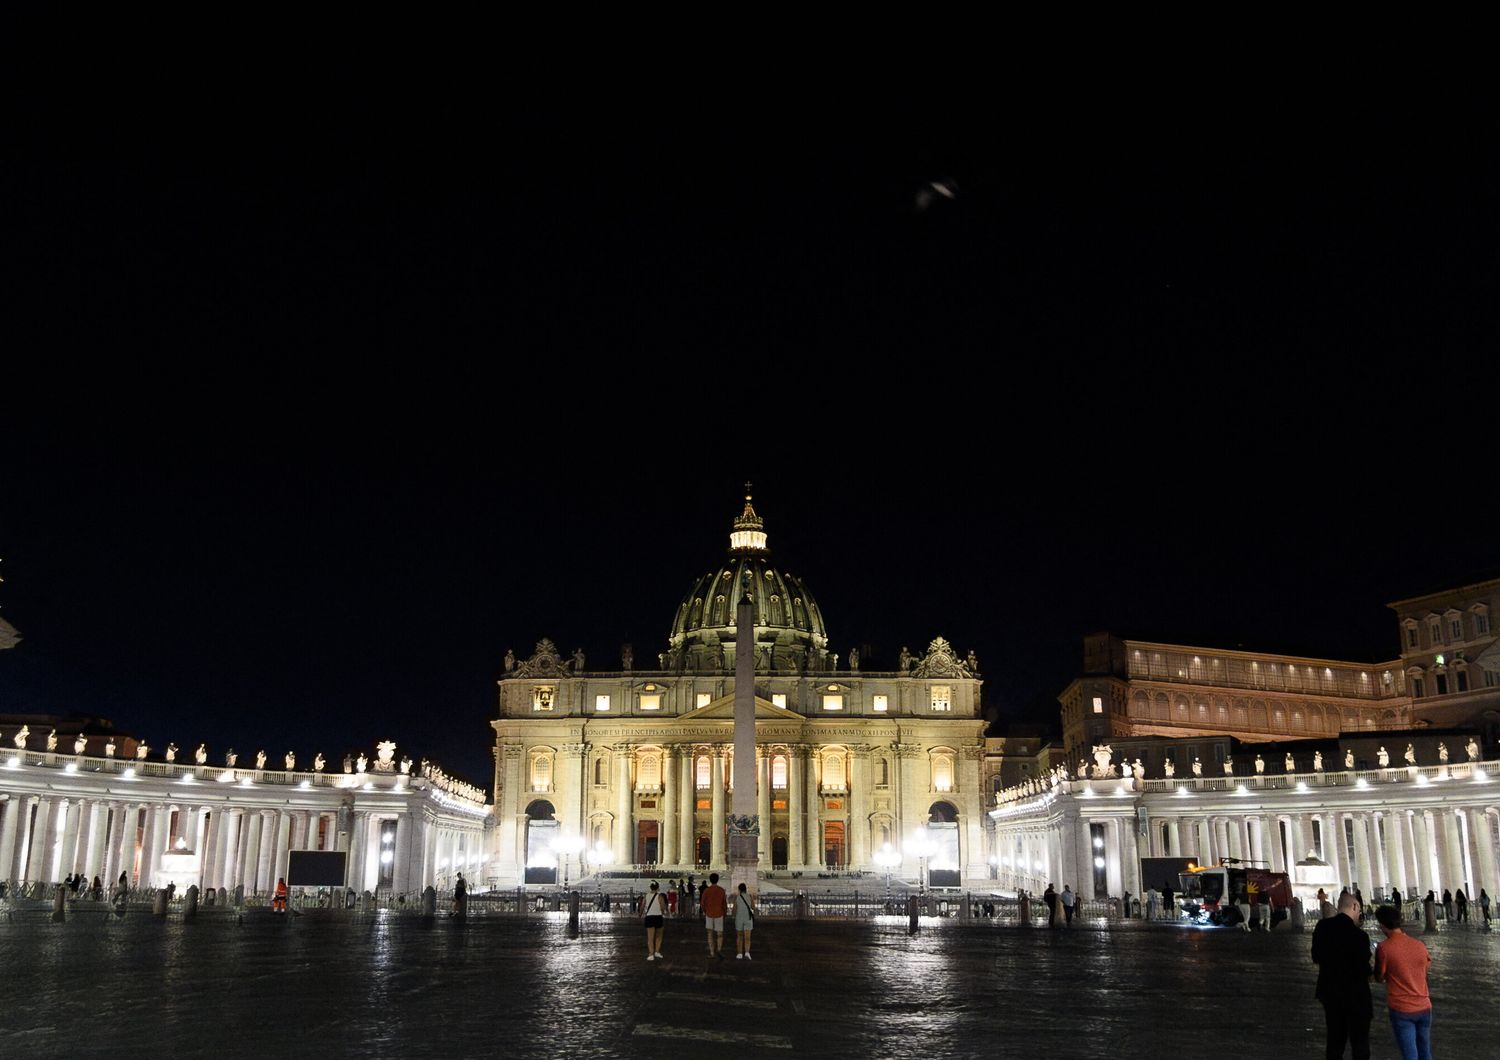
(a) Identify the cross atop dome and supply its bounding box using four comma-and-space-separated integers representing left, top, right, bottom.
729, 483, 767, 553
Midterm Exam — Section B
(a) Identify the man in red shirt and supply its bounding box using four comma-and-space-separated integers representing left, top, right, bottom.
1374, 904, 1432, 1060
700, 872, 727, 959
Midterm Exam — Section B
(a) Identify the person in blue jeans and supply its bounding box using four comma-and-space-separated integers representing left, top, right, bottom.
1374, 904, 1432, 1060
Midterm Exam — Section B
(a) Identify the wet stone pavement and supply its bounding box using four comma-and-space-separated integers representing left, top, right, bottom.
4, 906, 1499, 1058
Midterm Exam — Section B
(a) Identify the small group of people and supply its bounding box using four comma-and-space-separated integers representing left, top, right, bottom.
62, 874, 107, 901
1313, 891, 1434, 1060
1040, 883, 1076, 927
642, 873, 758, 961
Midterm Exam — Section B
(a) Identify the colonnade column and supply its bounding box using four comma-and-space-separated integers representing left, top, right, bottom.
25, 797, 56, 882
615, 748, 634, 867
1410, 812, 1434, 892
788, 748, 804, 871
1385, 811, 1408, 897
0, 798, 21, 882
135, 805, 159, 886
58, 801, 83, 881
709, 748, 726, 868
240, 810, 263, 893
678, 753, 695, 869
661, 747, 677, 868
1074, 815, 1094, 896
1441, 811, 1465, 892
1350, 813, 1373, 893
1473, 809, 1498, 897
1166, 818, 1181, 858
1119, 817, 1140, 896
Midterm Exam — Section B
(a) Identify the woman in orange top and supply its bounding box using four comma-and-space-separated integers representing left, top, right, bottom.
272, 877, 289, 913
1374, 904, 1432, 1060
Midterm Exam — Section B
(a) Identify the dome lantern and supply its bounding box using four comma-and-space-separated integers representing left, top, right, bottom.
728, 483, 767, 554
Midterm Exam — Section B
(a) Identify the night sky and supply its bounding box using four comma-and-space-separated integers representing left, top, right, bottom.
5, 90, 1497, 788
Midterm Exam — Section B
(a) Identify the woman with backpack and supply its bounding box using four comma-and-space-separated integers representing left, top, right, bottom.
642, 881, 667, 961
734, 882, 757, 960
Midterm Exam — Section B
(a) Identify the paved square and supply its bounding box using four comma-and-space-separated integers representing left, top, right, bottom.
3, 907, 1497, 1056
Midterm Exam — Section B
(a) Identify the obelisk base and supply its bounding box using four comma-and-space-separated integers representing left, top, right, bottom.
728, 817, 760, 898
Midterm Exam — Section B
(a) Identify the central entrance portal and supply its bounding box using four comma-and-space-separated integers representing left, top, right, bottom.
822, 821, 845, 869
636, 821, 659, 866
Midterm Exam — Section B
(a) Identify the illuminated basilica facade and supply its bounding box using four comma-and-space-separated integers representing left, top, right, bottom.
490, 497, 989, 886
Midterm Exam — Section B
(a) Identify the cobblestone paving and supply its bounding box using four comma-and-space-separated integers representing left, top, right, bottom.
3, 906, 1498, 1057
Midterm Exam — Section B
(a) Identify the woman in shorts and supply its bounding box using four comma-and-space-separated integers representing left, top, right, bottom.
734, 882, 757, 959
642, 881, 667, 960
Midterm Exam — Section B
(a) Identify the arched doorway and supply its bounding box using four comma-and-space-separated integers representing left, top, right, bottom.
524, 800, 557, 885
927, 801, 961, 888
772, 834, 788, 869
696, 835, 710, 866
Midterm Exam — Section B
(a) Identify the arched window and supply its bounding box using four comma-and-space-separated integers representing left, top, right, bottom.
931, 752, 955, 793
696, 755, 710, 789
637, 751, 661, 791
530, 752, 553, 792
821, 752, 846, 792
771, 754, 788, 789
593, 757, 605, 786
878, 758, 890, 786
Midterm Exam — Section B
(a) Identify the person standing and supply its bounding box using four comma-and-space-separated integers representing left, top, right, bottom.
1440, 889, 1453, 922
1311, 892, 1373, 1060
733, 882, 757, 959
700, 873, 727, 959
452, 872, 467, 917
1061, 885, 1076, 927
641, 881, 667, 961
1043, 883, 1058, 929
1162, 880, 1176, 921
1454, 888, 1467, 923
1479, 889, 1491, 930
1374, 904, 1432, 1060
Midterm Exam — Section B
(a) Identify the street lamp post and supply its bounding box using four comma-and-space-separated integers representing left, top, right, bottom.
874, 843, 901, 903
551, 834, 583, 890
910, 828, 937, 896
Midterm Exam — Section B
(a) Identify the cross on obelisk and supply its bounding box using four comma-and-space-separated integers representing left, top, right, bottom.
728, 569, 759, 896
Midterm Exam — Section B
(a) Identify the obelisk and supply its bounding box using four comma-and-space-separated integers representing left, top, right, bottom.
728, 568, 760, 897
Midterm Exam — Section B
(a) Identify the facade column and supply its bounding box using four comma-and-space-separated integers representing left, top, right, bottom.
101, 802, 128, 885
849, 751, 868, 870
199, 808, 222, 890
1166, 818, 1181, 858
1120, 815, 1140, 897
85, 800, 110, 881
805, 747, 822, 869
709, 748, 726, 868
69, 802, 97, 878
346, 812, 366, 892
1074, 814, 1095, 896
390, 812, 412, 893
678, 752, 696, 868
1320, 813, 1341, 883
660, 746, 677, 867
615, 748, 633, 867
788, 748, 805, 871
757, 750, 771, 865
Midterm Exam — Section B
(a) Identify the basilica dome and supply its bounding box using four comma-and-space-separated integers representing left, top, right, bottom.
666, 494, 830, 672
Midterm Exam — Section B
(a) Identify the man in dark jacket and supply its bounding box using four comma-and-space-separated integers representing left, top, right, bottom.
1310, 891, 1372, 1060
1042, 883, 1058, 928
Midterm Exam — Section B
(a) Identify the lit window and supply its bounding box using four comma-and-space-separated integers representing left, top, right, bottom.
532, 686, 555, 712
696, 755, 710, 788
872, 694, 888, 713
822, 753, 846, 791
696, 693, 712, 709
771, 755, 787, 789
637, 752, 660, 790
595, 695, 611, 712
530, 754, 552, 791
931, 686, 951, 712
772, 694, 787, 708
932, 753, 954, 792
1092, 696, 1103, 715
640, 694, 661, 711
822, 695, 844, 712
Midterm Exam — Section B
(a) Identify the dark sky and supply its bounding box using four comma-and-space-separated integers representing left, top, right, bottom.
4, 87, 1497, 786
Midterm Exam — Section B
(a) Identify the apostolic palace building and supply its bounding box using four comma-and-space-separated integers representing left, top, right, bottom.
2, 495, 1498, 909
